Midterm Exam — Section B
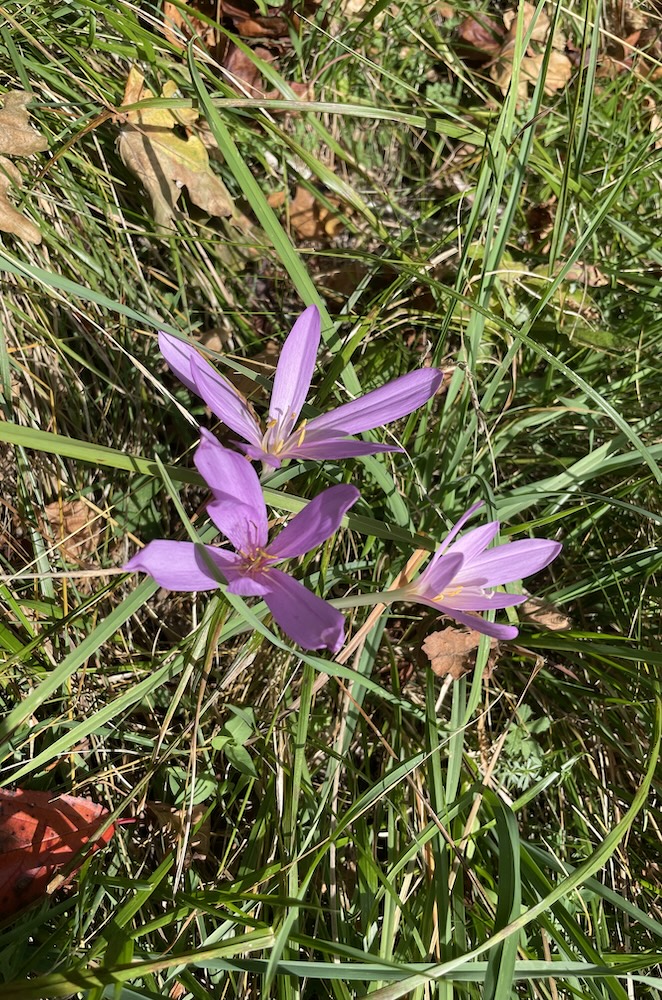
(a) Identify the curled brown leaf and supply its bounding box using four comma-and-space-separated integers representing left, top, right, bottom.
422, 627, 499, 680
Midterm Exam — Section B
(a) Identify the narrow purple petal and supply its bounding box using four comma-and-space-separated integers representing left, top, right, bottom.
194, 430, 267, 551
284, 437, 401, 461
267, 305, 321, 444
443, 590, 528, 611
124, 541, 239, 591
429, 501, 485, 565
158, 331, 200, 394
190, 354, 263, 447
412, 595, 520, 640
437, 607, 520, 640
267, 485, 359, 560
261, 568, 345, 652
456, 539, 562, 588
444, 522, 500, 564
412, 553, 464, 598
303, 368, 443, 437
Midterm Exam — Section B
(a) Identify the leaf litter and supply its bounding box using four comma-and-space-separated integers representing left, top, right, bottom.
422, 628, 499, 681
0, 91, 49, 244
118, 68, 235, 231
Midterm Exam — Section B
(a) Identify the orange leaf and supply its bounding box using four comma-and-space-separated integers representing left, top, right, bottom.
0, 788, 115, 916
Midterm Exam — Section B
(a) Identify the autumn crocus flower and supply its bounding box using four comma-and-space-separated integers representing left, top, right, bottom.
399, 502, 562, 640
159, 305, 443, 467
124, 430, 358, 653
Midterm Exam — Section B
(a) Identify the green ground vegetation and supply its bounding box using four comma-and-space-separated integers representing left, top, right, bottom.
0, 0, 660, 997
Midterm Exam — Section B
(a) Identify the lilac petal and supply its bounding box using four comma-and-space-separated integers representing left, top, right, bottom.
456, 539, 562, 588
439, 608, 520, 640
194, 430, 268, 551
237, 442, 282, 467
284, 437, 402, 461
267, 305, 321, 444
443, 590, 528, 611
261, 568, 345, 652
444, 522, 500, 565
190, 353, 263, 447
158, 331, 200, 395
225, 571, 272, 597
412, 595, 520, 640
267, 484, 360, 560
431, 501, 485, 561
303, 368, 443, 437
413, 553, 464, 599
124, 541, 239, 591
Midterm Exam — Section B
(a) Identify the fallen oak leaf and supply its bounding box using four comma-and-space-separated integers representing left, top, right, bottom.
456, 13, 505, 59
0, 788, 116, 916
0, 91, 48, 157
521, 49, 572, 95
0, 158, 42, 244
118, 69, 234, 231
422, 627, 498, 681
0, 91, 48, 244
519, 598, 571, 631
41, 497, 99, 565
288, 185, 318, 238
283, 184, 349, 239
487, 1, 571, 99
502, 1, 551, 45
162, 0, 228, 60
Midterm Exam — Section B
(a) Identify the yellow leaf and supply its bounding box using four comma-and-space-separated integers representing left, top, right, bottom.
118, 68, 234, 231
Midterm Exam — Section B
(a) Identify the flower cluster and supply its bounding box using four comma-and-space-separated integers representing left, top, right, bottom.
125, 305, 562, 652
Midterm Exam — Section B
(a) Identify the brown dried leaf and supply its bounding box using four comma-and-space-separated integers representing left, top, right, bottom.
235, 15, 287, 36
519, 598, 571, 631
422, 628, 498, 680
456, 14, 504, 58
0, 92, 48, 157
163, 0, 298, 43
334, 0, 388, 28
564, 261, 609, 287
651, 111, 662, 149
286, 185, 346, 239
118, 68, 234, 231
488, 2, 570, 98
162, 1, 227, 60
489, 44, 530, 98
146, 802, 210, 861
526, 200, 555, 244
503, 1, 550, 44
289, 185, 318, 238
225, 44, 272, 96
41, 498, 98, 564
0, 158, 42, 244
0, 92, 48, 244
522, 50, 572, 95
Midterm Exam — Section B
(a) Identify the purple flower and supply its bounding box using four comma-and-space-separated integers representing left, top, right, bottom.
124, 430, 359, 653
401, 502, 562, 640
159, 305, 443, 467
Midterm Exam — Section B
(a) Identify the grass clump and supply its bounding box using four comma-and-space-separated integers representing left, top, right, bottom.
0, 0, 660, 997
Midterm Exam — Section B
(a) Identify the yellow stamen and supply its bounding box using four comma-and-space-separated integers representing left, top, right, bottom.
433, 585, 463, 602
296, 419, 307, 447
